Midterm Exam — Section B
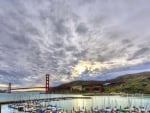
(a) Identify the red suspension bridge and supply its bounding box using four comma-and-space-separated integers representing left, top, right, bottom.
5, 74, 50, 93
1, 74, 104, 93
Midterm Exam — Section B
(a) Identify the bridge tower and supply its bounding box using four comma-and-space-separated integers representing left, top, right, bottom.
45, 74, 50, 93
8, 83, 11, 93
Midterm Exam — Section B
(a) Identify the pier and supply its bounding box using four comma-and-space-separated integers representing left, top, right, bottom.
0, 96, 91, 113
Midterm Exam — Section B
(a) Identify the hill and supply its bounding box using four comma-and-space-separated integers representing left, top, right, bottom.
51, 71, 150, 94
57, 80, 104, 87
106, 72, 150, 94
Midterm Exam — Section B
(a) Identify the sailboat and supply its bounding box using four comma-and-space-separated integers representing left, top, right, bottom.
93, 106, 99, 113
92, 96, 99, 113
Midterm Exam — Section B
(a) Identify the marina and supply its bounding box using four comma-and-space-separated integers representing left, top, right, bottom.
0, 92, 150, 113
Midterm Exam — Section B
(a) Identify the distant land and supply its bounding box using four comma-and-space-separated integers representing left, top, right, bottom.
0, 90, 6, 93
50, 72, 150, 94
0, 72, 149, 94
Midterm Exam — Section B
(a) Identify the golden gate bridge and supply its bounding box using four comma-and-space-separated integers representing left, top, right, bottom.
3, 74, 50, 93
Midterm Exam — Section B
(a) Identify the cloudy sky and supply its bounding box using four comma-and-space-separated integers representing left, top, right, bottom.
0, 0, 150, 87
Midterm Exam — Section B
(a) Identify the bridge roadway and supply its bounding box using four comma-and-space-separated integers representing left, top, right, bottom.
0, 96, 91, 113
11, 86, 45, 90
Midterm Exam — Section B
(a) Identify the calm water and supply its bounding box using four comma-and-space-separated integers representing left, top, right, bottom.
0, 92, 150, 113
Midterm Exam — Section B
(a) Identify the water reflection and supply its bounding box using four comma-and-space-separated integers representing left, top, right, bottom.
0, 92, 150, 113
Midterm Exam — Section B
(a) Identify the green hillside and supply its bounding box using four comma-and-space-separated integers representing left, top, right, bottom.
107, 72, 150, 94
52, 72, 150, 94
57, 80, 103, 87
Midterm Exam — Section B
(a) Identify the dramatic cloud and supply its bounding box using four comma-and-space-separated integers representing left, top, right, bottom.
0, 0, 150, 87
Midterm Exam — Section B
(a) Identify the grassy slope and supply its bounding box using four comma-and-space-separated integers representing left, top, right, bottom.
57, 80, 103, 87
55, 72, 150, 94
105, 72, 150, 94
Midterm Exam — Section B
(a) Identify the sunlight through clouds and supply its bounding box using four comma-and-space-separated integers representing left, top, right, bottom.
0, 0, 150, 86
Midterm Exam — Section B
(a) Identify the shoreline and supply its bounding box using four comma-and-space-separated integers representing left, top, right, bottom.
44, 92, 150, 97
1, 91, 150, 97
82, 93, 150, 97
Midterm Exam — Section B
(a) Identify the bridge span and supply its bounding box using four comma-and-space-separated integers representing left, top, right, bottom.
11, 86, 45, 90
0, 74, 50, 93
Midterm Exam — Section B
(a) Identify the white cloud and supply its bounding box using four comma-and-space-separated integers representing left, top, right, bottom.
0, 0, 150, 86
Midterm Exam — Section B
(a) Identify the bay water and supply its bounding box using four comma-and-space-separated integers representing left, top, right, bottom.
0, 92, 149, 113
